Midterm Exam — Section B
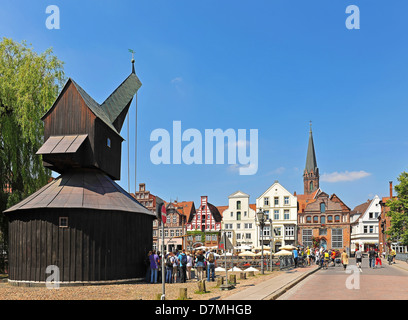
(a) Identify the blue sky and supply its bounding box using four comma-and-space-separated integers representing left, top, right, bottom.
1, 0, 408, 209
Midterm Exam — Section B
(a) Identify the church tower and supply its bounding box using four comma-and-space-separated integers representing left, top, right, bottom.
303, 123, 319, 194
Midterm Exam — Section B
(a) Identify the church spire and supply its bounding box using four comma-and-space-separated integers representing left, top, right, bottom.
305, 121, 317, 173
304, 122, 319, 194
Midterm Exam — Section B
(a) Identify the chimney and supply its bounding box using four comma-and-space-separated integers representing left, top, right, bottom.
389, 181, 393, 198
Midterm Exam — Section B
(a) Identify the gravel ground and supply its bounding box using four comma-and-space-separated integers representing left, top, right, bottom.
0, 270, 283, 300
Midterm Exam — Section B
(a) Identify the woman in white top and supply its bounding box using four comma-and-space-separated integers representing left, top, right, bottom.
186, 253, 193, 280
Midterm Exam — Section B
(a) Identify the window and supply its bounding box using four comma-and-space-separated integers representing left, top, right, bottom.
313, 216, 318, 223
173, 215, 177, 224
164, 230, 169, 237
369, 225, 374, 233
320, 203, 326, 213
237, 211, 241, 221
334, 215, 340, 223
284, 196, 289, 205
274, 227, 281, 236
263, 226, 270, 237
302, 229, 313, 248
264, 210, 270, 220
237, 223, 241, 229
306, 216, 312, 223
237, 201, 241, 210
230, 211, 233, 217
327, 215, 333, 223
364, 226, 368, 233
170, 230, 174, 237
319, 228, 327, 236
309, 181, 314, 192
274, 197, 279, 206
206, 234, 211, 241
285, 226, 295, 237
332, 229, 343, 248
236, 233, 241, 240
244, 223, 252, 229
284, 210, 290, 220
107, 138, 111, 148
59, 217, 68, 228
245, 233, 252, 239
264, 197, 269, 206
320, 216, 326, 224
227, 231, 232, 239
274, 210, 279, 220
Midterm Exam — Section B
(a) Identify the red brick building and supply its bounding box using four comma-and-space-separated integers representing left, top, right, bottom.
296, 126, 351, 250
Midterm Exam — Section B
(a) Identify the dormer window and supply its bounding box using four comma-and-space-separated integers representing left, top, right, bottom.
320, 202, 326, 213
107, 138, 111, 148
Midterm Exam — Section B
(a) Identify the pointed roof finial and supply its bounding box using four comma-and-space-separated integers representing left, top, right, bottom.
128, 49, 135, 73
309, 120, 312, 133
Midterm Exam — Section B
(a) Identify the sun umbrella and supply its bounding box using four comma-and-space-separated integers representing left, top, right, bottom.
215, 267, 226, 272
255, 251, 271, 256
235, 245, 252, 250
253, 245, 271, 251
238, 251, 256, 257
273, 250, 293, 256
228, 267, 242, 272
244, 267, 259, 272
279, 245, 297, 251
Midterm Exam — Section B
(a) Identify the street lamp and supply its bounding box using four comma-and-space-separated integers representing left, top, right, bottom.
269, 218, 273, 271
256, 209, 266, 274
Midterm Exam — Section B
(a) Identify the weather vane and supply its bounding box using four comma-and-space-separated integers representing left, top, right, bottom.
128, 49, 135, 63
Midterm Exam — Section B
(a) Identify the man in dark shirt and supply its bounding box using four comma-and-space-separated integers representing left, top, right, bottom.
368, 248, 376, 268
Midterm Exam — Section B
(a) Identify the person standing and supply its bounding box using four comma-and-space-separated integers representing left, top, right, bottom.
206, 250, 216, 282
172, 252, 179, 283
179, 249, 188, 283
149, 250, 160, 283
165, 252, 174, 283
341, 249, 349, 271
195, 250, 205, 281
186, 252, 193, 280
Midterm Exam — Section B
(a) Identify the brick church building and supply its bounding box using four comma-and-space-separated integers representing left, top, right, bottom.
297, 126, 351, 251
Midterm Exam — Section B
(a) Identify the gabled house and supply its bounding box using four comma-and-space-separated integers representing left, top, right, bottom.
186, 196, 222, 249
350, 195, 381, 252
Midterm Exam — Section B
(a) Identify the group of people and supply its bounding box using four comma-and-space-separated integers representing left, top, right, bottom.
145, 249, 218, 284
293, 245, 396, 271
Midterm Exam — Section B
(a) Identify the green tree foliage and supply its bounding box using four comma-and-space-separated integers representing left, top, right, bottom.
386, 171, 408, 246
0, 38, 65, 252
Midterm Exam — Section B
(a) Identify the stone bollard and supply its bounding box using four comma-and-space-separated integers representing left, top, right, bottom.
229, 274, 236, 285
217, 277, 224, 287
178, 288, 188, 300
239, 272, 246, 280
248, 271, 255, 277
197, 279, 206, 293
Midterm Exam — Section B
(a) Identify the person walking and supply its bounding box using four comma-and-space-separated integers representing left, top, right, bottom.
355, 248, 363, 271
341, 249, 349, 271
293, 247, 298, 267
375, 250, 383, 268
368, 248, 376, 268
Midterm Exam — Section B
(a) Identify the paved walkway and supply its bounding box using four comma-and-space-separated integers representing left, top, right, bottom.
222, 264, 320, 300
222, 258, 408, 300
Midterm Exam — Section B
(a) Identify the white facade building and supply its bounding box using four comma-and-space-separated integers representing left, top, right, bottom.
221, 191, 257, 249
256, 181, 298, 252
350, 195, 381, 251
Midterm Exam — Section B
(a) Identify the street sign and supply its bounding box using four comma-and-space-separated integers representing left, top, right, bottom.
161, 204, 167, 224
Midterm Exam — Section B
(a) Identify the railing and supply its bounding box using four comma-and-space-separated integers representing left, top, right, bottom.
396, 253, 408, 261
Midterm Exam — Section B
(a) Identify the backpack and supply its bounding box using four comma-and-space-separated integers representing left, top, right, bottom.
166, 256, 173, 268
180, 254, 187, 266
208, 253, 215, 263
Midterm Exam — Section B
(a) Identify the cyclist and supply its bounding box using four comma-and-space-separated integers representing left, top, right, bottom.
323, 250, 330, 269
